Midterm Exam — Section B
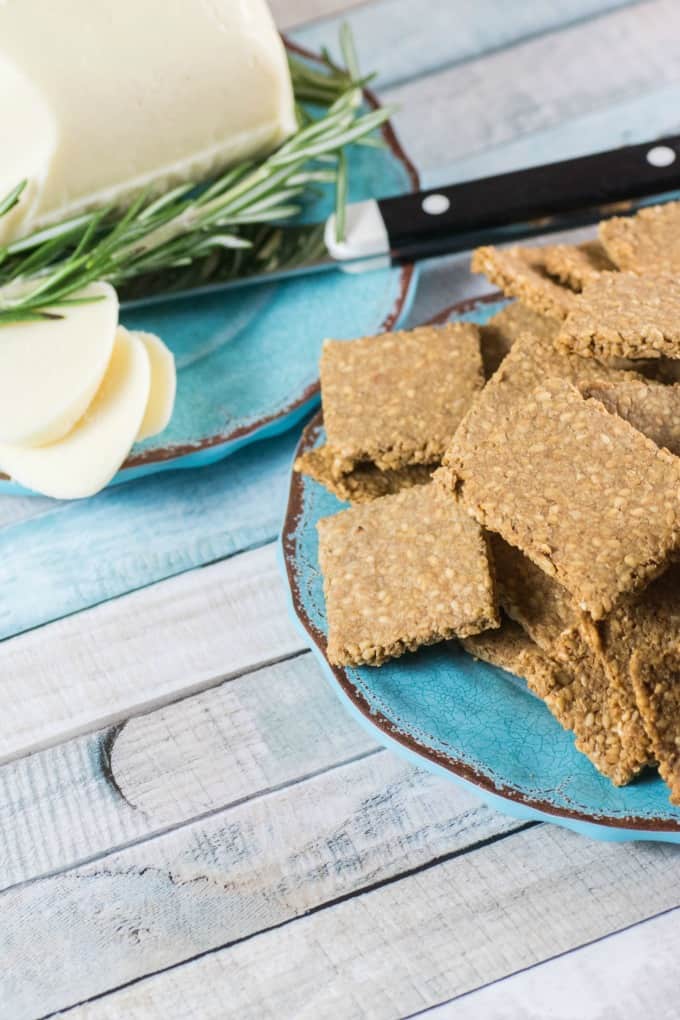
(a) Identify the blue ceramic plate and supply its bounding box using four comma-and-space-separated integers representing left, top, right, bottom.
281, 294, 680, 844
0, 57, 418, 495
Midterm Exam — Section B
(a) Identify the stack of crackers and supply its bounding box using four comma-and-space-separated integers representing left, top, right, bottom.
295, 200, 680, 802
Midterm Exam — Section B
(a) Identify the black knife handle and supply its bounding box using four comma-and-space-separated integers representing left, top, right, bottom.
377, 136, 680, 261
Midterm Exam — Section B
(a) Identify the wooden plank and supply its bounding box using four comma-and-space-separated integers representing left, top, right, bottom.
0, 755, 519, 1018
294, 0, 640, 88
0, 542, 304, 763
65, 825, 680, 1020
385, 0, 679, 173
271, 0, 369, 31
419, 907, 680, 1019
0, 5, 671, 645
0, 654, 376, 891
421, 82, 680, 189
0, 429, 297, 642
0, 491, 55, 530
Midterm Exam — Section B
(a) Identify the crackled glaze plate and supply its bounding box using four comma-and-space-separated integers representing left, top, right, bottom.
0, 52, 418, 495
280, 294, 680, 843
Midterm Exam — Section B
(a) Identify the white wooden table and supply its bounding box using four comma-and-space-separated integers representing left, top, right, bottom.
4, 3, 680, 1017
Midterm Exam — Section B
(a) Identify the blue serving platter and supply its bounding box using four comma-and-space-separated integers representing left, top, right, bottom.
281, 294, 680, 843
0, 64, 418, 495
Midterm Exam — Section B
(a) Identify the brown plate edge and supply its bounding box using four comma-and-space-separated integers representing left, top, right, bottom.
280, 293, 680, 836
116, 39, 420, 474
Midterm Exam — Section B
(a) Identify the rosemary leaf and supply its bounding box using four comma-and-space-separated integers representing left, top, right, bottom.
335, 150, 348, 243
0, 28, 387, 324
0, 181, 27, 219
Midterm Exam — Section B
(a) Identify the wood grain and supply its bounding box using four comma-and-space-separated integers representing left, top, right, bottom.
0, 429, 297, 642
7, 4, 680, 1018
420, 82, 680, 190
0, 3, 673, 647
64, 824, 680, 1020
294, 0, 640, 88
0, 491, 55, 530
385, 0, 679, 173
0, 542, 303, 763
0, 654, 376, 891
271, 0, 368, 30
420, 907, 680, 1019
109, 653, 374, 822
1, 755, 517, 1018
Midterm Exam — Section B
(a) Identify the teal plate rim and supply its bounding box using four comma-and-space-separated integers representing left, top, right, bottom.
0, 40, 419, 494
280, 293, 680, 844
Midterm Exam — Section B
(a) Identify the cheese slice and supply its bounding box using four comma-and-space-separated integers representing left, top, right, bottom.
0, 327, 151, 499
0, 55, 56, 243
0, 282, 119, 447
0, 0, 296, 233
136, 332, 177, 441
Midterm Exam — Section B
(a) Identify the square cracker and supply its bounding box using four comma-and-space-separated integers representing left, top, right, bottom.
631, 645, 680, 804
558, 272, 680, 360
482, 329, 640, 409
462, 618, 563, 701
318, 483, 498, 667
462, 617, 644, 785
479, 301, 559, 377
320, 322, 483, 476
475, 330, 670, 448
542, 240, 615, 290
598, 564, 680, 725
471, 245, 577, 320
490, 533, 596, 657
599, 200, 680, 274
438, 375, 680, 619
295, 444, 433, 504
490, 535, 652, 781
582, 377, 680, 458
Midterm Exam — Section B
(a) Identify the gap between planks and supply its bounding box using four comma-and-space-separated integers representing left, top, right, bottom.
292, 0, 644, 90
407, 904, 680, 1019
383, 0, 679, 174
0, 541, 306, 765
271, 0, 371, 31
1, 749, 524, 1018
0, 650, 381, 893
51, 823, 680, 1020
0, 1, 676, 650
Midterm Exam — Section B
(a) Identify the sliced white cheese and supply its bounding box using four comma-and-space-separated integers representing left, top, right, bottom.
0, 55, 56, 243
136, 332, 177, 441
0, 282, 119, 447
0, 0, 296, 233
0, 327, 151, 499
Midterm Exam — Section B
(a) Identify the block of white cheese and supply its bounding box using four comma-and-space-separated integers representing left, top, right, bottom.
0, 281, 118, 446
137, 332, 177, 441
0, 55, 56, 244
0, 327, 151, 499
0, 0, 296, 234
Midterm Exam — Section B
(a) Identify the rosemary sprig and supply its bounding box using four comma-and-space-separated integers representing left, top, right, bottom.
0, 31, 392, 324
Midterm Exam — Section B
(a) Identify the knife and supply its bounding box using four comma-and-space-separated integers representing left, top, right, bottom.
122, 134, 680, 307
